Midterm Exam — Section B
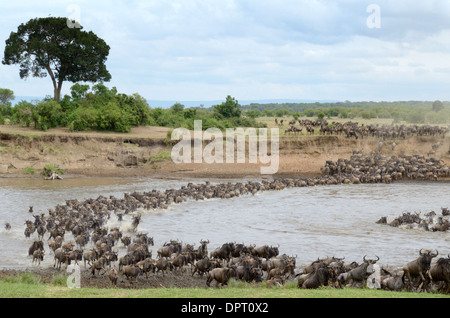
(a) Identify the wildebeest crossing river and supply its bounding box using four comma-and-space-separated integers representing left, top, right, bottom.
0, 176, 449, 271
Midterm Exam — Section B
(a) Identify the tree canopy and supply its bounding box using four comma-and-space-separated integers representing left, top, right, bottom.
0, 88, 15, 118
2, 17, 111, 101
213, 95, 241, 118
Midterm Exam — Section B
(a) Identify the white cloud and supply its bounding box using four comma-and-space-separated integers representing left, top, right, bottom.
2, 0, 450, 101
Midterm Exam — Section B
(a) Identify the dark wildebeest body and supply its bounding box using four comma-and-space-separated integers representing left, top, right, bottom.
107, 268, 118, 287
300, 268, 330, 289
210, 243, 235, 261
403, 249, 438, 291
137, 258, 154, 279
430, 255, 450, 293
153, 257, 173, 277
28, 241, 44, 257
32, 250, 45, 265
192, 257, 213, 277
122, 265, 142, 285
342, 256, 379, 287
206, 268, 236, 287
250, 245, 279, 260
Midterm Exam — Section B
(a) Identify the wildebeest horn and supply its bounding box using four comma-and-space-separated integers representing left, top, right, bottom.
431, 250, 439, 257
363, 255, 367, 261
375, 255, 380, 261
419, 248, 425, 256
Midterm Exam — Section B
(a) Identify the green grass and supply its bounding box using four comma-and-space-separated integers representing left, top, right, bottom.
0, 274, 448, 298
23, 167, 36, 175
146, 151, 172, 168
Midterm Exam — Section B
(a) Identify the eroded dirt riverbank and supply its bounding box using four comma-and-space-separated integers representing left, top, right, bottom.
1, 125, 449, 179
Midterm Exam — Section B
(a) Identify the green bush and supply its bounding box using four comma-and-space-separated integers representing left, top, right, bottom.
12, 101, 37, 127
37, 100, 63, 129
213, 95, 241, 118
42, 163, 64, 177
67, 107, 98, 131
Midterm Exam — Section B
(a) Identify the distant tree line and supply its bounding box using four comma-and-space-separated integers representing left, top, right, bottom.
240, 100, 450, 124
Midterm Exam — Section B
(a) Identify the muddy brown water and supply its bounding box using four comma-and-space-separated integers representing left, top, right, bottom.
0, 177, 449, 270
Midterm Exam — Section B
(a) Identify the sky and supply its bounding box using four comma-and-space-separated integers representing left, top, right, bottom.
2, 0, 450, 103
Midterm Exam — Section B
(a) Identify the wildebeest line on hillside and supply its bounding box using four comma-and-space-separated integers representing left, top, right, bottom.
19, 151, 450, 293
279, 119, 449, 140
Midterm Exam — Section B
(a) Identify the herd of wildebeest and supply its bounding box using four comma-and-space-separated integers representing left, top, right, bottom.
377, 208, 450, 232
10, 146, 448, 294
280, 119, 449, 140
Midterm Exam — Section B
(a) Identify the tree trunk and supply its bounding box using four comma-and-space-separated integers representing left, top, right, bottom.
46, 64, 62, 102
53, 86, 60, 102
54, 79, 63, 102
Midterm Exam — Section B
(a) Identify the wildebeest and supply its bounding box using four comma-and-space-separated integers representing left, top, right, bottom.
122, 265, 142, 285
153, 257, 173, 277
198, 239, 210, 259
235, 265, 263, 283
170, 253, 188, 274
83, 249, 98, 268
118, 254, 135, 271
230, 243, 250, 258
206, 267, 236, 287
299, 267, 331, 289
28, 241, 44, 257
380, 268, 405, 292
107, 268, 119, 287
90, 257, 107, 276
268, 256, 296, 278
340, 256, 379, 287
249, 245, 279, 260
53, 247, 71, 271
68, 249, 83, 265
121, 236, 132, 247
430, 254, 450, 293
192, 257, 214, 277
136, 258, 154, 279
32, 250, 45, 265
403, 249, 438, 291
131, 215, 141, 231
210, 243, 235, 260
157, 241, 181, 258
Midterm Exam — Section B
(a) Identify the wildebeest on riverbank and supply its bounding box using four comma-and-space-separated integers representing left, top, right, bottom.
17, 150, 449, 293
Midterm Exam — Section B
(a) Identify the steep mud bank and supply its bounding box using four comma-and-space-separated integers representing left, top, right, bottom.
0, 126, 448, 179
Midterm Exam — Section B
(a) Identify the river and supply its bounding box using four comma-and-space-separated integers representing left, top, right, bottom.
0, 177, 449, 269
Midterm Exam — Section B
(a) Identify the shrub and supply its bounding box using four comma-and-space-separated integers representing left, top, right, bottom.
37, 100, 63, 130
42, 164, 64, 177
213, 95, 241, 118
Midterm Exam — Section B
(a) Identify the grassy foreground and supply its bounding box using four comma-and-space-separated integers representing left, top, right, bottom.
0, 274, 448, 298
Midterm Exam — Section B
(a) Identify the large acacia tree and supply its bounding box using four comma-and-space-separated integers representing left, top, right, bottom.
2, 17, 111, 101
